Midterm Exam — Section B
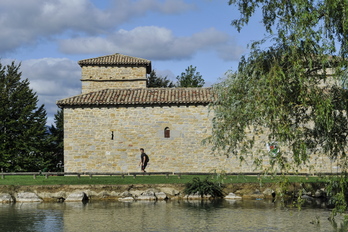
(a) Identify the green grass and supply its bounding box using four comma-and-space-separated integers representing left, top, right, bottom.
0, 174, 326, 186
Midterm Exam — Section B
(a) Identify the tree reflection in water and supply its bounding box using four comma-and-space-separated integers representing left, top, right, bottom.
0, 199, 347, 232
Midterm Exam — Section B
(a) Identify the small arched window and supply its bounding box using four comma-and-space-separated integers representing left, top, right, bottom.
164, 127, 170, 138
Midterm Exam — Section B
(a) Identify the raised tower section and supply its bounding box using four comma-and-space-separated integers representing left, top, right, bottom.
78, 53, 152, 94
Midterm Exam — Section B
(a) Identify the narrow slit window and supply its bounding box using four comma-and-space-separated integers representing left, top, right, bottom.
164, 127, 170, 138
111, 131, 114, 140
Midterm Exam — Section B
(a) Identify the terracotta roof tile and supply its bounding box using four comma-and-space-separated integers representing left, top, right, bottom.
78, 53, 151, 73
57, 88, 214, 107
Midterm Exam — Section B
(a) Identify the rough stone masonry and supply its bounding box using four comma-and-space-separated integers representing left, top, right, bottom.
57, 53, 340, 174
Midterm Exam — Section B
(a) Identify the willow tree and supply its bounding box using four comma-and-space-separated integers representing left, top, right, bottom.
208, 0, 348, 215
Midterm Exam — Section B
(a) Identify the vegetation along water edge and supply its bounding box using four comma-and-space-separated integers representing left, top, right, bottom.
0, 174, 331, 207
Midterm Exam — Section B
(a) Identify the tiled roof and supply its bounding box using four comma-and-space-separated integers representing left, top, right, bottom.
78, 53, 152, 73
57, 88, 214, 107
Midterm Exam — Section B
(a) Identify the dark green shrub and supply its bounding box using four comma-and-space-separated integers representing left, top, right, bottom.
184, 177, 225, 198
326, 177, 348, 218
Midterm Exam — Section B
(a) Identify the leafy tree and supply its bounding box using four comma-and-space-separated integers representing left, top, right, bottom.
0, 61, 50, 171
207, 0, 348, 216
176, 65, 205, 87
208, 0, 348, 169
48, 109, 64, 171
147, 70, 174, 88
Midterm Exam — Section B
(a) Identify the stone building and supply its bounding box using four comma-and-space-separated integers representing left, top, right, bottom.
57, 53, 235, 173
57, 53, 339, 174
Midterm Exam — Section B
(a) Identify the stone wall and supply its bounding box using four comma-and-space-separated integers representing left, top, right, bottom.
63, 104, 340, 174
81, 80, 146, 94
64, 104, 236, 173
80, 66, 147, 93
0, 183, 300, 202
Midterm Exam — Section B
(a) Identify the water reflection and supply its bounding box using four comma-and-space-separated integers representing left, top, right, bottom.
0, 199, 345, 232
0, 203, 64, 232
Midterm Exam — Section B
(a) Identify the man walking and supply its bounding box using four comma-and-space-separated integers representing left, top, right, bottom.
139, 148, 149, 172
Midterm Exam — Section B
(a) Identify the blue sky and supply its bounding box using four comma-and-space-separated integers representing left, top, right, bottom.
1, 0, 264, 125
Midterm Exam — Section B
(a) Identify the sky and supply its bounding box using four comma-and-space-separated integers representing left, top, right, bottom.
1, 0, 265, 125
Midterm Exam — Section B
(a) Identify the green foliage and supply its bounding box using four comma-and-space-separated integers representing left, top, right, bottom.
206, 0, 348, 219
48, 109, 64, 171
207, 1, 348, 172
325, 174, 348, 218
176, 65, 205, 87
147, 70, 174, 88
208, 49, 348, 172
0, 61, 50, 172
229, 0, 348, 57
184, 177, 225, 198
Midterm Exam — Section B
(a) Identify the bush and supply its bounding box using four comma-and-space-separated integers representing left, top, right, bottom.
184, 177, 225, 198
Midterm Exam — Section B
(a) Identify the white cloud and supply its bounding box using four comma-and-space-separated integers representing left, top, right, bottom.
119, 0, 194, 14
0, 0, 193, 54
6, 58, 82, 124
216, 40, 246, 61
0, 0, 244, 124
59, 26, 243, 61
155, 69, 176, 80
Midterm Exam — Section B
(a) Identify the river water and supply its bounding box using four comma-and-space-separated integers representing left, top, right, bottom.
0, 199, 346, 232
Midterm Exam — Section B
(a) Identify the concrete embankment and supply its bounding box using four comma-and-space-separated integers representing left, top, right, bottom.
0, 182, 326, 203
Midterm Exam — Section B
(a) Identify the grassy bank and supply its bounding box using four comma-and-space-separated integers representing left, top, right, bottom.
0, 174, 325, 186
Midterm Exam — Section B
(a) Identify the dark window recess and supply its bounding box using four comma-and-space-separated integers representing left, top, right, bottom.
164, 127, 170, 138
111, 131, 114, 140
